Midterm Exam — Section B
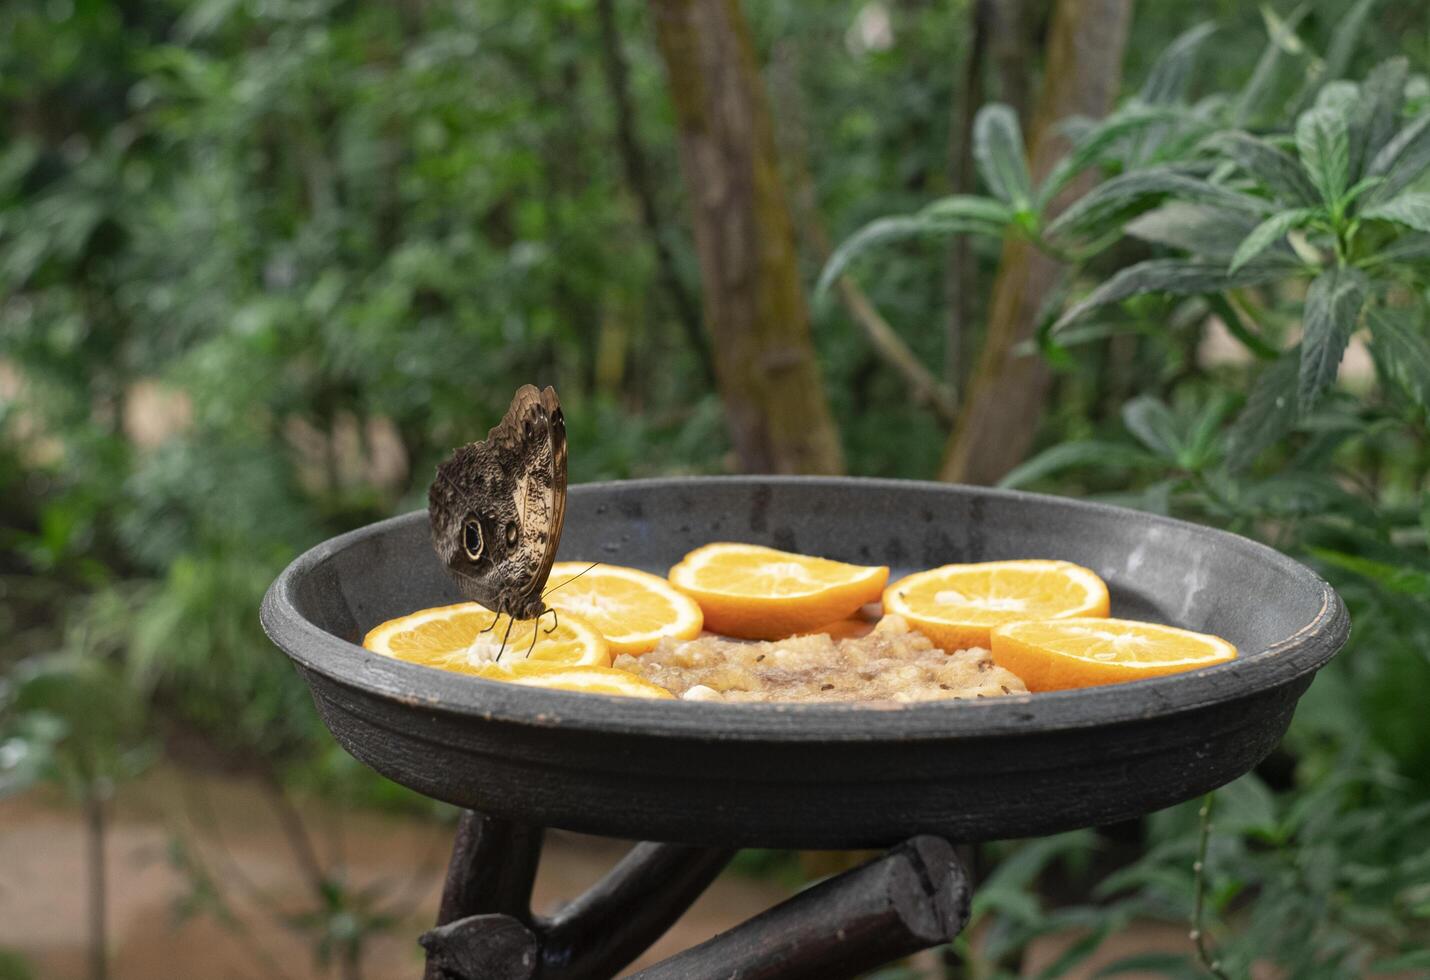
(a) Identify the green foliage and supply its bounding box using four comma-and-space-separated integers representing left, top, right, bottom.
828, 6, 1430, 976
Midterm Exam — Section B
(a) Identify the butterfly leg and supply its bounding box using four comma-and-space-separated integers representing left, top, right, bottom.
480, 613, 500, 635
525, 619, 540, 658
495, 614, 516, 663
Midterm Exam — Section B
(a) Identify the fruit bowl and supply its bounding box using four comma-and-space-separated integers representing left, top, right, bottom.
260, 477, 1347, 848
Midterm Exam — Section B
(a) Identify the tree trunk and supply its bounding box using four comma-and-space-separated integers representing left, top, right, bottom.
648, 0, 844, 475
938, 0, 1132, 485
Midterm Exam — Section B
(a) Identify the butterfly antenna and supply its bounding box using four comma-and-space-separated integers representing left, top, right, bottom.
544, 606, 559, 634
542, 562, 602, 598
495, 614, 516, 664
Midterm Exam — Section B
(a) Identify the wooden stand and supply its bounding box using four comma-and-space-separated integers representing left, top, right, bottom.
421, 812, 970, 980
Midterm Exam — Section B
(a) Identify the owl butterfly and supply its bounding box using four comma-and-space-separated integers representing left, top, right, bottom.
428, 385, 567, 625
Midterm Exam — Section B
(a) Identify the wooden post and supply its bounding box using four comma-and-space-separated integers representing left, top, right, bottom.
422, 812, 544, 979
538, 842, 736, 979
649, 0, 845, 475
628, 836, 970, 980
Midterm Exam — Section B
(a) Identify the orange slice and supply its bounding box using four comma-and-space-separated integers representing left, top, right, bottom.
668, 543, 888, 640
362, 602, 609, 673
990, 617, 1237, 690
545, 562, 704, 655
473, 661, 675, 698
884, 559, 1110, 650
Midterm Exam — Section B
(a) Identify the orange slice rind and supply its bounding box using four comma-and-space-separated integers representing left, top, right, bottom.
990, 617, 1237, 690
883, 559, 1110, 650
545, 562, 703, 655
474, 661, 675, 698
668, 543, 888, 640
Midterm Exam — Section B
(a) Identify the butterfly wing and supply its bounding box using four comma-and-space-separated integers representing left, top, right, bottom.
427, 385, 567, 617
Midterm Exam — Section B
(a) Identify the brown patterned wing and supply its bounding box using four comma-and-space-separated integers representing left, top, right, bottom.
427, 385, 567, 618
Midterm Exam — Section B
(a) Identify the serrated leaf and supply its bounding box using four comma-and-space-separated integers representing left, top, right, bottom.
1360, 192, 1430, 233
1121, 396, 1182, 459
974, 104, 1032, 207
1229, 207, 1319, 272
1140, 22, 1217, 105
1373, 231, 1430, 264
1038, 106, 1197, 208
1299, 267, 1368, 408
1365, 113, 1430, 204
1051, 259, 1290, 333
1214, 131, 1320, 205
1124, 203, 1261, 260
815, 201, 1009, 297
1047, 168, 1272, 242
1225, 351, 1300, 472
1349, 57, 1408, 181
998, 440, 1163, 489
1367, 307, 1430, 409
1296, 107, 1350, 206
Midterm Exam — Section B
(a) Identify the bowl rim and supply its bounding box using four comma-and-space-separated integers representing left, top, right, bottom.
260, 476, 1348, 742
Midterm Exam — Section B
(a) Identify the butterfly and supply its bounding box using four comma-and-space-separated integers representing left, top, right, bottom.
427, 385, 568, 627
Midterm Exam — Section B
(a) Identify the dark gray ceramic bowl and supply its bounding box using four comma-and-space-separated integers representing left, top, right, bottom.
260, 477, 1346, 848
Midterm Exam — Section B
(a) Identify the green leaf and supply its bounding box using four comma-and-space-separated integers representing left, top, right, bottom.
1360, 192, 1430, 233
815, 199, 1009, 297
1214, 132, 1320, 205
1348, 57, 1408, 181
1038, 106, 1198, 208
1225, 350, 1300, 472
1121, 396, 1182, 459
1372, 951, 1430, 972
1366, 307, 1430, 409
974, 104, 1032, 208
1204, 293, 1279, 361
1295, 107, 1350, 206
1365, 113, 1430, 204
1047, 168, 1272, 242
1311, 548, 1430, 595
1051, 259, 1290, 333
1139, 22, 1217, 105
1229, 207, 1319, 272
1372, 231, 1430, 265
1299, 267, 1368, 409
1233, 4, 1310, 126
1317, 0, 1379, 99
1124, 203, 1261, 261
999, 440, 1162, 489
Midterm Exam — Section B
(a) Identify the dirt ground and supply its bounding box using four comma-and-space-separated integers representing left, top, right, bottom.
0, 766, 1263, 980
0, 766, 790, 979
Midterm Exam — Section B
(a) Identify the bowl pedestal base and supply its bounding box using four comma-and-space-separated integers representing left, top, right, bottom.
419, 811, 971, 979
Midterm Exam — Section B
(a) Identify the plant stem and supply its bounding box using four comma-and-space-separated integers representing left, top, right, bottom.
86, 787, 108, 980
1192, 792, 1230, 980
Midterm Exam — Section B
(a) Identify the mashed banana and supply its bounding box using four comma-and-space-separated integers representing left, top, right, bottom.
612, 615, 1027, 703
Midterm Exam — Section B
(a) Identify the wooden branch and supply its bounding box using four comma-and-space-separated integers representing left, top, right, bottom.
538, 842, 736, 980
420, 913, 539, 980
832, 278, 958, 426
594, 0, 715, 387
769, 44, 957, 427
424, 812, 543, 980
627, 836, 970, 980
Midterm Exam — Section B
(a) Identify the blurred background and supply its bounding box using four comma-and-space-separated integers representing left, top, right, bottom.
2, 0, 1428, 977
